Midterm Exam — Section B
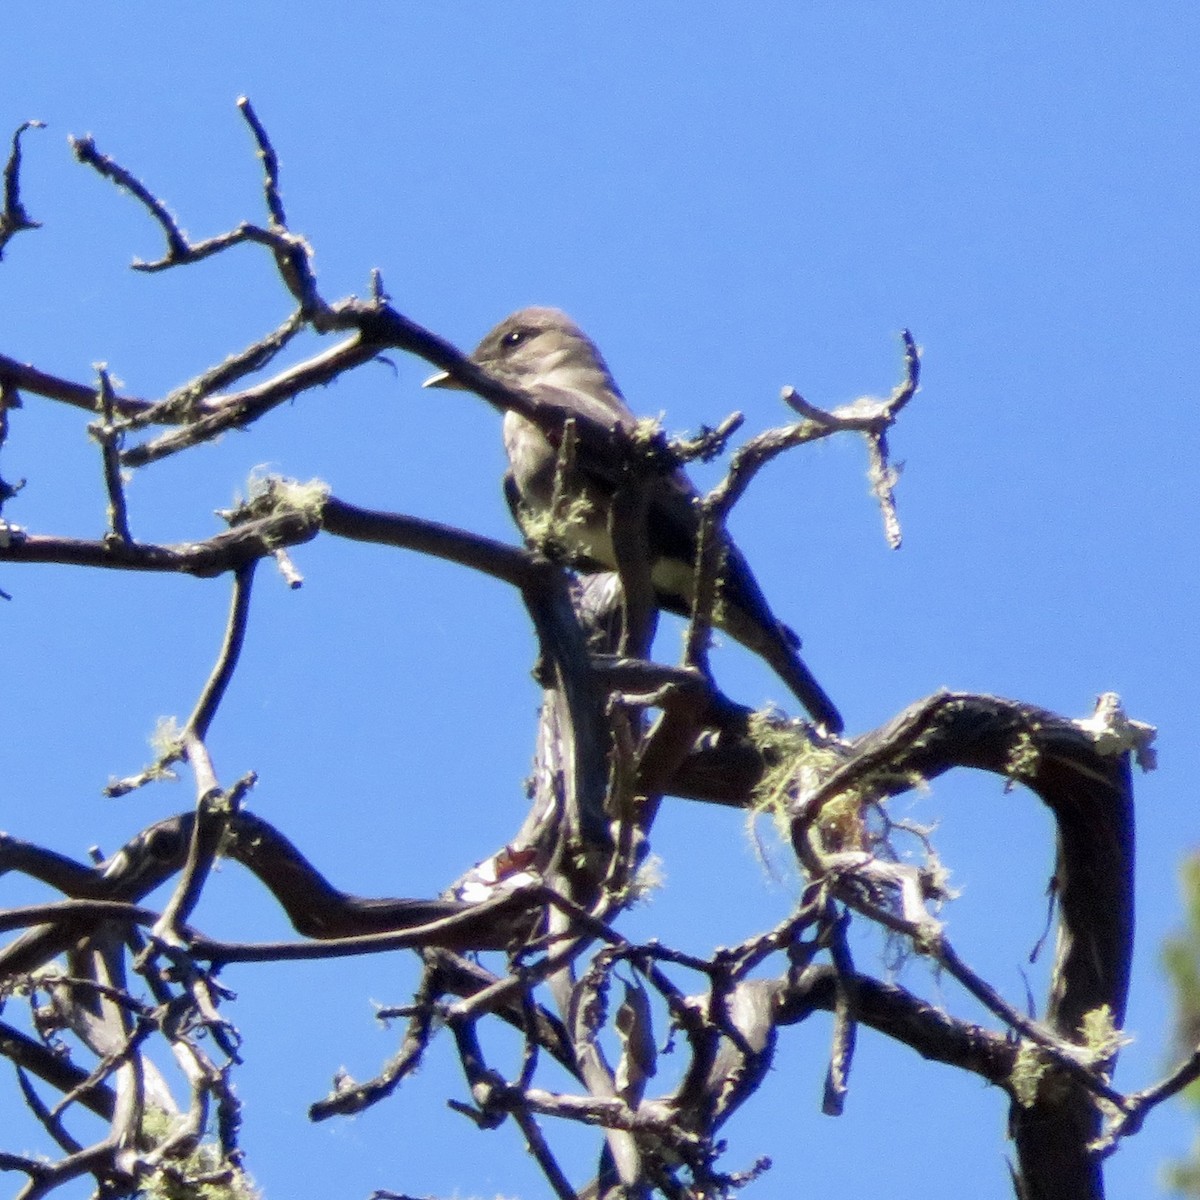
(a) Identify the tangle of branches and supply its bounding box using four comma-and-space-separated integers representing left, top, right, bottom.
0, 102, 1171, 1200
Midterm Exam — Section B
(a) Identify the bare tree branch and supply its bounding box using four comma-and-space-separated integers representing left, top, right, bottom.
89, 367, 132, 545
0, 100, 1152, 1200
0, 120, 44, 259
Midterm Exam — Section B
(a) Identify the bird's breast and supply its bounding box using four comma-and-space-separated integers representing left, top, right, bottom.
502, 411, 558, 508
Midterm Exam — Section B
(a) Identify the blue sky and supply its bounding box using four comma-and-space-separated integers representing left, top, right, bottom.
0, 4, 1197, 1197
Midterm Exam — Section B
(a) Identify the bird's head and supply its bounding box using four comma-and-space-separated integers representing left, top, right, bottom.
423, 307, 624, 407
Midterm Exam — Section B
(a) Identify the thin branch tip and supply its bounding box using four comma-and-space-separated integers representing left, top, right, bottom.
0, 119, 47, 256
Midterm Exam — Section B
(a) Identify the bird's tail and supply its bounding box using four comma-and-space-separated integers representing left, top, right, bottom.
716, 554, 844, 733
758, 628, 844, 735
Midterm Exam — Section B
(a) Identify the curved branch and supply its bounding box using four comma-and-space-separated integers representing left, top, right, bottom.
814, 691, 1138, 1038
321, 495, 531, 587
186, 565, 257, 740
669, 689, 1137, 1042
0, 807, 533, 985
0, 121, 45, 258
667, 688, 1138, 1200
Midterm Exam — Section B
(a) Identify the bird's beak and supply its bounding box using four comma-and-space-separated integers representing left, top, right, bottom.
422, 369, 466, 390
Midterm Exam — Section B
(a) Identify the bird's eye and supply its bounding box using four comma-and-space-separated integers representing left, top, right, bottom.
502, 328, 529, 349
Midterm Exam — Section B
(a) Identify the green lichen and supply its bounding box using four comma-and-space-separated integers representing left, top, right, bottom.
630, 415, 665, 445
150, 717, 184, 760
245, 470, 330, 520
1005, 730, 1041, 781
135, 1108, 259, 1200
267, 475, 330, 520
520, 494, 595, 557
746, 709, 853, 842
1079, 1003, 1131, 1061
1011, 1043, 1051, 1108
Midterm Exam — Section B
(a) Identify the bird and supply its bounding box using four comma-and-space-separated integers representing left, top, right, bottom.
424, 307, 843, 734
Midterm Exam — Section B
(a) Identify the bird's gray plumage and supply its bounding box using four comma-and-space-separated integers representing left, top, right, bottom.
429, 306, 843, 733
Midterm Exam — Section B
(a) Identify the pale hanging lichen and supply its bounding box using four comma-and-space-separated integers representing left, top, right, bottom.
246, 469, 330, 521
218, 469, 331, 528
745, 709, 860, 848
150, 716, 185, 761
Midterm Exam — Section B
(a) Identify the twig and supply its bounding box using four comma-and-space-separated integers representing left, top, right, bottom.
236, 97, 286, 228
481, 1082, 706, 1157
681, 501, 722, 683
865, 328, 919, 549
89, 368, 132, 544
448, 1015, 582, 1197
211, 1064, 245, 1167
0, 377, 24, 535
720, 896, 823, 980
0, 899, 160, 936
186, 564, 256, 741
36, 971, 153, 1021
670, 412, 745, 465
71, 128, 292, 278
0, 1151, 50, 1185
70, 134, 190, 262
72, 101, 325, 332
310, 970, 443, 1120
139, 939, 241, 1070
150, 762, 255, 945
121, 334, 379, 465
321, 495, 532, 588
134, 1061, 210, 1173
675, 331, 921, 692
511, 1105, 579, 1200
271, 546, 304, 588
820, 905, 858, 1116
85, 538, 288, 802
122, 308, 306, 430
12, 1134, 130, 1200
0, 353, 150, 418
187, 892, 524, 964
16, 1070, 84, 1156
0, 120, 45, 259
1093, 1041, 1200, 1156
709, 329, 920, 544
48, 1013, 155, 1127
235, 96, 326, 317
0, 1021, 116, 1120
446, 887, 627, 1025
827, 872, 1126, 1111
